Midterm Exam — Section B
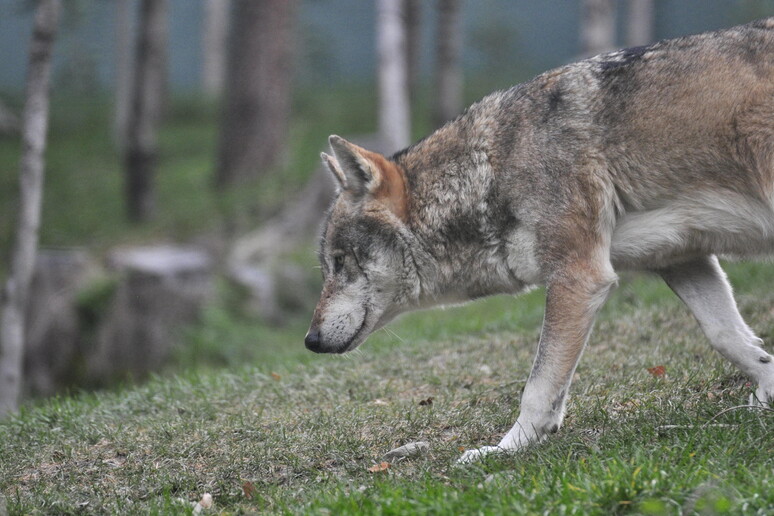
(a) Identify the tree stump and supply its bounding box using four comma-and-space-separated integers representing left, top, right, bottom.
90, 245, 213, 383
23, 248, 94, 397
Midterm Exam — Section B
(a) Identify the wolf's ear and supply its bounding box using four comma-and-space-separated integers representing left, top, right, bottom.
321, 152, 347, 191
328, 135, 383, 197
327, 135, 408, 220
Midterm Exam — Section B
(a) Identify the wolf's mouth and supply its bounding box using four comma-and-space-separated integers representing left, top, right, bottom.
337, 306, 370, 354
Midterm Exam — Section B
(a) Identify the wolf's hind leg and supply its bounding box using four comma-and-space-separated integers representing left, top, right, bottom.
658, 255, 774, 405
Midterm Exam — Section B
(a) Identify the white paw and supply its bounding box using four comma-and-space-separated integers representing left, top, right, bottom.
456, 445, 502, 464
750, 385, 773, 407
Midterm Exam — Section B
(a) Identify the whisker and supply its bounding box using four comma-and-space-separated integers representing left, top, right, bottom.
382, 326, 406, 344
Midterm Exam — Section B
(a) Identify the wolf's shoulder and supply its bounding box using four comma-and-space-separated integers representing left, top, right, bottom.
747, 17, 774, 31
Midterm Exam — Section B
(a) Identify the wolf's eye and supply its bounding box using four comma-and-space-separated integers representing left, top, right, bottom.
333, 254, 345, 273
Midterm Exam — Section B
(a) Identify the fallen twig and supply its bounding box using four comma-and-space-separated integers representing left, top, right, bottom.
656, 424, 736, 432
703, 404, 774, 427
655, 404, 773, 433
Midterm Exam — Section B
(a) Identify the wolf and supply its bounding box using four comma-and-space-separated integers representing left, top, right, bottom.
305, 18, 774, 462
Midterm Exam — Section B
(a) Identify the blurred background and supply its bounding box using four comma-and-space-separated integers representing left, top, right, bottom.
0, 0, 772, 407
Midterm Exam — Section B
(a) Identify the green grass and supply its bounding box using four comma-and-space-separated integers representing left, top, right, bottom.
2, 261, 774, 514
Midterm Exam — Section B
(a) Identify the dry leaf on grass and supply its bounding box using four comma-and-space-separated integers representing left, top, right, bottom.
647, 365, 666, 377
367, 462, 391, 473
242, 481, 256, 499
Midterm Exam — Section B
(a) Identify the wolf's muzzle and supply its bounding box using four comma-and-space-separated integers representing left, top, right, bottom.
304, 328, 324, 353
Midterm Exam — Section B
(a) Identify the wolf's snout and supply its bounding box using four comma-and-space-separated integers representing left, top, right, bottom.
304, 328, 323, 353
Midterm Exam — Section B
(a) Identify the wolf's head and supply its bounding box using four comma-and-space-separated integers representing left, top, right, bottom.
305, 136, 421, 354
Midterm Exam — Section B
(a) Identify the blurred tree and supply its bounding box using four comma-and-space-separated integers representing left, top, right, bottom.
201, 0, 231, 98
113, 0, 135, 149
469, 13, 520, 90
0, 0, 61, 417
433, 0, 463, 127
626, 0, 654, 47
377, 0, 410, 152
215, 0, 298, 189
124, 0, 168, 222
404, 0, 421, 103
580, 0, 617, 56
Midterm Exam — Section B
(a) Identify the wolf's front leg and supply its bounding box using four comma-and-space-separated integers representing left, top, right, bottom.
459, 265, 617, 463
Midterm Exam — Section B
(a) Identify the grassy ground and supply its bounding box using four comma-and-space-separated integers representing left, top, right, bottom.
2, 262, 774, 514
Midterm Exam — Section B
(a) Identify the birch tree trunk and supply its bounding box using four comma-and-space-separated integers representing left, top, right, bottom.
580, 0, 617, 56
626, 0, 654, 47
0, 0, 61, 417
377, 0, 411, 153
433, 0, 463, 127
124, 0, 168, 222
201, 0, 231, 98
214, 0, 298, 188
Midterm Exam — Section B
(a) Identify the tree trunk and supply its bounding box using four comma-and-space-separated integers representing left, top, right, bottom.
433, 0, 463, 127
0, 0, 61, 417
113, 0, 135, 150
626, 0, 654, 47
214, 0, 298, 189
403, 0, 421, 104
201, 0, 231, 98
580, 0, 617, 56
24, 250, 92, 397
91, 246, 213, 384
124, 0, 167, 222
377, 0, 411, 153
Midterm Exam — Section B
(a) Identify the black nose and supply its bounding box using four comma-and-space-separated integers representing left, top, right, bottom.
305, 329, 323, 352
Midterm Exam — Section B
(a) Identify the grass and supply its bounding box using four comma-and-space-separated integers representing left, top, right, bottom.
2, 261, 774, 514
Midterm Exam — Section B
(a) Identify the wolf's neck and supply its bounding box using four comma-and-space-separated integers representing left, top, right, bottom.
394, 115, 527, 304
